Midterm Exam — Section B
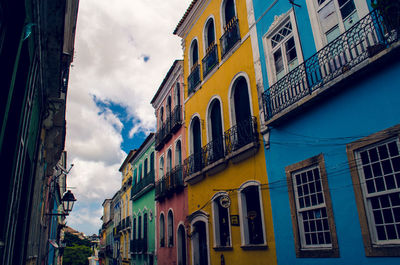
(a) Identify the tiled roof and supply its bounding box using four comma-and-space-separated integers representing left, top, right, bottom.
173, 0, 198, 35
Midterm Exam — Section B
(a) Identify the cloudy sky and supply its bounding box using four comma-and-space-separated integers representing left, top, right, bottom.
65, 0, 191, 236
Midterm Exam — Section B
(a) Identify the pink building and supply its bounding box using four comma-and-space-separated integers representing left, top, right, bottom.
151, 60, 188, 265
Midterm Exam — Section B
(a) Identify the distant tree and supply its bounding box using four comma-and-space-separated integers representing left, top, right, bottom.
64, 232, 91, 247
63, 244, 92, 265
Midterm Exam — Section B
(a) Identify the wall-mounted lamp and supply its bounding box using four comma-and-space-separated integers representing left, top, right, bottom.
46, 190, 76, 216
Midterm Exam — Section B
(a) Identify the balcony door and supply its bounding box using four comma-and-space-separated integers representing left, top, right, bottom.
209, 100, 224, 162
233, 77, 252, 149
191, 117, 202, 172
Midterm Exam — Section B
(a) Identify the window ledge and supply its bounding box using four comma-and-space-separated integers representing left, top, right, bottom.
203, 157, 228, 176
240, 243, 268, 250
213, 246, 233, 251
226, 140, 259, 164
184, 170, 204, 185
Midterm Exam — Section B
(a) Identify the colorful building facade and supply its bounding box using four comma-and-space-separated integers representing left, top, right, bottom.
174, 0, 277, 264
131, 134, 156, 265
119, 150, 136, 265
252, 0, 400, 263
151, 60, 189, 265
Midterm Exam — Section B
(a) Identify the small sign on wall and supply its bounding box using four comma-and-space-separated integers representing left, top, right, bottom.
230, 215, 240, 226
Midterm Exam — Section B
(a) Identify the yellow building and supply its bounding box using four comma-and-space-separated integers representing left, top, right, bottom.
118, 150, 136, 265
174, 0, 277, 264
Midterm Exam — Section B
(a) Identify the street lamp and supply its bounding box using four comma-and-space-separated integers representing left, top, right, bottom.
62, 190, 76, 214
46, 190, 76, 216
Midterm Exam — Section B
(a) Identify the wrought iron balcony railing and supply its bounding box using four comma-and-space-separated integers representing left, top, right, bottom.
171, 105, 182, 132
155, 176, 166, 200
184, 150, 203, 177
188, 63, 201, 95
171, 165, 184, 190
184, 117, 258, 180
155, 125, 165, 150
224, 116, 258, 155
131, 170, 155, 199
262, 8, 400, 122
220, 17, 240, 59
203, 135, 225, 167
202, 43, 219, 78
155, 165, 184, 200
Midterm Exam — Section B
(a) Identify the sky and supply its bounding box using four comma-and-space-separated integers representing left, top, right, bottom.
65, 0, 192, 236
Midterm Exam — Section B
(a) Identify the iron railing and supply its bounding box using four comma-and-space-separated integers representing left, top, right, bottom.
262, 8, 400, 121
202, 43, 219, 78
188, 63, 201, 95
155, 165, 184, 200
171, 105, 182, 132
184, 116, 258, 178
184, 150, 203, 177
220, 17, 241, 59
155, 125, 165, 150
224, 116, 258, 154
155, 175, 167, 200
131, 170, 155, 199
203, 135, 225, 167
171, 165, 184, 190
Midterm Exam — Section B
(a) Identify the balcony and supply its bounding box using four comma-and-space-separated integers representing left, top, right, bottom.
131, 238, 148, 254
262, 8, 400, 124
220, 17, 241, 59
184, 116, 259, 183
171, 105, 182, 133
155, 125, 165, 151
131, 170, 155, 200
155, 165, 184, 201
202, 43, 219, 78
188, 63, 201, 95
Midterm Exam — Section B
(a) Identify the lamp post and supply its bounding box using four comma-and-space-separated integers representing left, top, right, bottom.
46, 190, 76, 216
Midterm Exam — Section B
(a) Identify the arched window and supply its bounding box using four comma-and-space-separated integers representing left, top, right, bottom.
160, 107, 164, 128
159, 156, 164, 178
134, 168, 138, 184
139, 163, 143, 181
160, 213, 165, 247
143, 213, 148, 248
168, 210, 174, 247
205, 18, 215, 49
192, 220, 209, 265
238, 182, 265, 245
138, 214, 142, 240
167, 96, 172, 120
150, 152, 155, 173
175, 140, 182, 166
223, 0, 236, 26
230, 76, 253, 150
208, 99, 224, 163
190, 117, 202, 173
190, 40, 199, 68
175, 83, 181, 107
212, 194, 231, 247
144, 158, 148, 177
167, 149, 172, 173
133, 217, 137, 240
177, 224, 187, 265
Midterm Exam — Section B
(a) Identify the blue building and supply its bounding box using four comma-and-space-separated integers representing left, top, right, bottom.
248, 0, 400, 263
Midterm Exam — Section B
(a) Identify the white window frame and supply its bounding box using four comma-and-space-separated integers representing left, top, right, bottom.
238, 181, 267, 246
305, 0, 369, 50
292, 165, 333, 249
167, 209, 174, 247
263, 8, 304, 86
211, 192, 232, 248
159, 212, 165, 247
355, 138, 400, 245
190, 212, 211, 265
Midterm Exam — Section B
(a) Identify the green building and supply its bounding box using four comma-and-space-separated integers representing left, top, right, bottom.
130, 133, 156, 265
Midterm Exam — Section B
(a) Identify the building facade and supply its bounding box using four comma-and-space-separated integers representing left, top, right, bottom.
119, 151, 136, 265
130, 134, 156, 265
174, 0, 277, 264
0, 0, 79, 264
253, 0, 400, 263
151, 60, 189, 265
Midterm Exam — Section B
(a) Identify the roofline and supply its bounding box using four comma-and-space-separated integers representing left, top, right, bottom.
130, 133, 155, 163
150, 60, 183, 104
118, 149, 137, 172
173, 0, 198, 35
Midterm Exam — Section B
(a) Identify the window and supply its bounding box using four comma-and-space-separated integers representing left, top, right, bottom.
222, 0, 236, 27
190, 116, 202, 173
205, 18, 216, 50
238, 182, 266, 247
134, 168, 138, 184
306, 0, 368, 49
168, 210, 174, 247
190, 213, 210, 265
167, 149, 172, 173
144, 213, 148, 249
264, 10, 302, 83
286, 154, 339, 257
208, 99, 224, 163
150, 152, 155, 173
133, 217, 137, 240
160, 213, 165, 247
175, 140, 182, 166
347, 124, 400, 256
190, 39, 199, 69
144, 158, 148, 177
177, 224, 187, 265
160, 156, 164, 178
212, 194, 231, 248
175, 83, 181, 107
139, 164, 143, 181
167, 96, 172, 120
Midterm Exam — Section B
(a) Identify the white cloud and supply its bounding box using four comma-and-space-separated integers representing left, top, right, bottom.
65, 0, 192, 235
